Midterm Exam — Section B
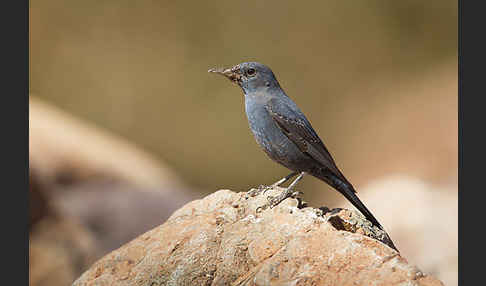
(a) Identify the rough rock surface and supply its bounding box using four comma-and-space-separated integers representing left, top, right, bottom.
340, 176, 457, 286
73, 188, 444, 286
30, 216, 99, 286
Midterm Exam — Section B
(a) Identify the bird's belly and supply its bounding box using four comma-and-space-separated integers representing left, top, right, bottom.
245, 104, 310, 171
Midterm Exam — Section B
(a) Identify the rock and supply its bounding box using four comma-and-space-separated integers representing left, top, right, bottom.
29, 170, 50, 230
30, 216, 99, 286
30, 168, 101, 286
340, 175, 457, 286
73, 188, 444, 286
28, 95, 197, 279
29, 95, 185, 189
51, 180, 196, 255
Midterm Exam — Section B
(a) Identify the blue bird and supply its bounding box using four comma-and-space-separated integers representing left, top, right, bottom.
209, 62, 390, 237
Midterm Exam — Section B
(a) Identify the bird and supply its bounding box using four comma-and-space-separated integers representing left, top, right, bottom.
208, 62, 386, 232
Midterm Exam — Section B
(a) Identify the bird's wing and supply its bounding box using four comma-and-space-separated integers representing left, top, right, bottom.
265, 98, 347, 181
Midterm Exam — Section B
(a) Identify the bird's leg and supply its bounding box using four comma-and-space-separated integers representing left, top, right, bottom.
254, 171, 298, 196
268, 172, 305, 208
270, 171, 299, 188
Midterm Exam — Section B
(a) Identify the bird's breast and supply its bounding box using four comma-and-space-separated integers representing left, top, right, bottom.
244, 98, 307, 169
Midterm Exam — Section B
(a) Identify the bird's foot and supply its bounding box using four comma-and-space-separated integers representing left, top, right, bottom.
247, 187, 264, 198
291, 190, 304, 198
247, 184, 272, 197
257, 184, 275, 195
267, 188, 303, 208
267, 194, 286, 208
251, 172, 301, 198
247, 184, 277, 198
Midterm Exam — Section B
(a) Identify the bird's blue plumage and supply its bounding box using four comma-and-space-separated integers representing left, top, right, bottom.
210, 61, 397, 247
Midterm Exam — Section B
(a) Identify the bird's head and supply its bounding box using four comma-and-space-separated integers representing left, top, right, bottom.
209, 62, 280, 94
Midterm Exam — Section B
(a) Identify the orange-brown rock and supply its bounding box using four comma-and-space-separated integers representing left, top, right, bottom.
29, 95, 184, 189
29, 170, 50, 230
30, 216, 99, 286
340, 176, 457, 286
73, 188, 444, 286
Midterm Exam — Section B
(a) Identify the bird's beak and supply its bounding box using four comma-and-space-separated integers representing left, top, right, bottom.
208, 64, 242, 84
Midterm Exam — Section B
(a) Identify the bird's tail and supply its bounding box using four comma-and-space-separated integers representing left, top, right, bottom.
336, 181, 383, 230
313, 170, 399, 251
315, 172, 383, 229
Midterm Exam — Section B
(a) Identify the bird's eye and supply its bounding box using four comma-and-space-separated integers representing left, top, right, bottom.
247, 68, 256, 76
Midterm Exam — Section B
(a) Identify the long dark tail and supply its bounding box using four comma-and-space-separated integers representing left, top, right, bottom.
313, 170, 399, 251
336, 182, 383, 229
314, 171, 383, 229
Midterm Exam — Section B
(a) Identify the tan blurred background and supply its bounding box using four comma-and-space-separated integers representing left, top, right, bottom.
29, 1, 457, 285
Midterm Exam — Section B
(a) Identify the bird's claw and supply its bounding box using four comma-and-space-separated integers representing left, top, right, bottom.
247, 188, 262, 198
266, 188, 303, 208
267, 194, 287, 208
291, 191, 303, 198
247, 185, 272, 198
255, 205, 266, 213
258, 184, 268, 190
259, 184, 274, 195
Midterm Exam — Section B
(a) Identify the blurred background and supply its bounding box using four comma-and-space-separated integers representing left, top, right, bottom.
29, 1, 457, 285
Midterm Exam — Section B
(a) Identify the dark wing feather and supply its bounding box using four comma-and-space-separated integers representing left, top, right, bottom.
265, 98, 348, 182
265, 99, 393, 233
